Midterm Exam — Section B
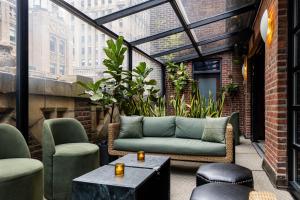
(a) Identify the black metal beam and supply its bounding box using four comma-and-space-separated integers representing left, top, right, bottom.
168, 0, 201, 57
50, 0, 163, 66
202, 45, 234, 56
128, 46, 133, 72
131, 27, 184, 46
131, 2, 257, 46
16, 0, 29, 141
151, 29, 249, 58
95, 0, 168, 25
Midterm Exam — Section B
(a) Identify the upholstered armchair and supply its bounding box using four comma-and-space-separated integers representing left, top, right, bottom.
43, 118, 99, 200
0, 124, 44, 200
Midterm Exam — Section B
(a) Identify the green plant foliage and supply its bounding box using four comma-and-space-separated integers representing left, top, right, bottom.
223, 82, 239, 97
124, 62, 165, 117
166, 62, 190, 96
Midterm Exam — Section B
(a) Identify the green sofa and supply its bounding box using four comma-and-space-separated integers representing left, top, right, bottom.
108, 116, 234, 163
43, 118, 99, 200
0, 124, 43, 200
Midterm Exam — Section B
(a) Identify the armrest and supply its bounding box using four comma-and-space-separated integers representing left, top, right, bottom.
108, 123, 120, 152
225, 123, 234, 163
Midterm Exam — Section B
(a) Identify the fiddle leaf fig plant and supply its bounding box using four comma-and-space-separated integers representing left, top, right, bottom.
166, 62, 190, 96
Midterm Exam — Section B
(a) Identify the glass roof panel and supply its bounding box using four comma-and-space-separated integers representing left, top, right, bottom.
157, 48, 197, 63
63, 0, 148, 19
103, 3, 182, 42
192, 11, 252, 42
136, 32, 191, 55
199, 38, 236, 52
177, 0, 255, 24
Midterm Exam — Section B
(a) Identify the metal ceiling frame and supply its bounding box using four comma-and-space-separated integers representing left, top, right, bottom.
95, 0, 169, 25
130, 2, 257, 46
51, 0, 259, 65
151, 28, 250, 58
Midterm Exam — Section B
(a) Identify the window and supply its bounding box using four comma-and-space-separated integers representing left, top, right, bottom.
59, 65, 65, 75
102, 0, 105, 5
81, 0, 84, 7
95, 0, 98, 6
50, 63, 56, 75
193, 60, 221, 100
9, 28, 15, 44
88, 0, 91, 7
81, 48, 85, 55
81, 59, 85, 67
81, 36, 85, 43
33, 0, 41, 7
108, 0, 112, 4
50, 36, 56, 52
59, 40, 65, 56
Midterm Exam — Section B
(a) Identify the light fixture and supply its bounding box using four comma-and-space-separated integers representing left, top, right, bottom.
242, 57, 248, 81
260, 10, 268, 42
260, 9, 273, 45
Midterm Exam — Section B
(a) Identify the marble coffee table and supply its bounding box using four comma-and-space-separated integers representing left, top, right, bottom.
110, 154, 171, 200
72, 165, 155, 200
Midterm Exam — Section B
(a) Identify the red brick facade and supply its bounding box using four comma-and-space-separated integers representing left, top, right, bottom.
247, 0, 289, 188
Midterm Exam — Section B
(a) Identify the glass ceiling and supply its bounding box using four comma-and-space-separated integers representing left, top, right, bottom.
55, 0, 259, 64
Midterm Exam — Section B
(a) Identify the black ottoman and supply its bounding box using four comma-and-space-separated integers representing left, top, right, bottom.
190, 183, 253, 200
196, 163, 253, 188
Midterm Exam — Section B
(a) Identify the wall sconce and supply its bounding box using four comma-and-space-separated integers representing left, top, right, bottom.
242, 57, 248, 81
260, 9, 273, 45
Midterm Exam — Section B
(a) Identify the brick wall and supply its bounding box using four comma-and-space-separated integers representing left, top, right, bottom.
165, 51, 245, 136
248, 0, 289, 188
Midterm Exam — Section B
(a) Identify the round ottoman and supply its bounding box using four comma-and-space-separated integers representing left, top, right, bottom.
190, 183, 253, 200
196, 163, 253, 188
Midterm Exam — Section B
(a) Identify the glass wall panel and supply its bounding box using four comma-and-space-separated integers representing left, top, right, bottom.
295, 111, 300, 145
104, 3, 181, 42
177, 0, 254, 24
200, 37, 238, 53
295, 72, 300, 105
133, 50, 162, 92
63, 0, 148, 19
28, 0, 126, 157
0, 0, 16, 126
136, 32, 191, 56
157, 48, 197, 63
295, 0, 299, 28
192, 12, 251, 42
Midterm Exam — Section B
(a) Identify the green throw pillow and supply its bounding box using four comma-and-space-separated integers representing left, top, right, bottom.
143, 116, 175, 137
175, 117, 206, 139
201, 117, 229, 143
119, 116, 143, 138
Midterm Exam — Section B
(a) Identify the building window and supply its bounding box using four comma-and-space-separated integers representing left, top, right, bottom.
108, 0, 112, 4
50, 35, 56, 52
81, 0, 84, 7
33, 0, 41, 7
88, 47, 92, 55
102, 0, 105, 5
59, 65, 65, 75
88, 0, 91, 7
81, 48, 85, 55
81, 59, 85, 67
193, 60, 221, 100
59, 40, 65, 56
50, 63, 56, 75
119, 19, 123, 28
95, 0, 98, 6
9, 28, 15, 44
81, 36, 85, 43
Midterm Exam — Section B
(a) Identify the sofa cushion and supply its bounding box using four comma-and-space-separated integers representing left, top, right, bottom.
201, 117, 229, 143
143, 116, 175, 137
114, 137, 226, 156
0, 158, 43, 182
175, 117, 206, 139
119, 116, 143, 138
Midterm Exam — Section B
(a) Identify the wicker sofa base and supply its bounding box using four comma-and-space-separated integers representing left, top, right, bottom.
108, 123, 234, 163
109, 149, 233, 163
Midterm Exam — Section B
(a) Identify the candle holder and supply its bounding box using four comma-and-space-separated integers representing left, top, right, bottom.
137, 151, 145, 161
115, 163, 125, 177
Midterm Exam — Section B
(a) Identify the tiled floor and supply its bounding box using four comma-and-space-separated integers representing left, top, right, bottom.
170, 137, 294, 200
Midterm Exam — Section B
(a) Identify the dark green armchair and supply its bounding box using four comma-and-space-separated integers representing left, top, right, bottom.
229, 112, 240, 145
43, 118, 99, 200
0, 124, 44, 200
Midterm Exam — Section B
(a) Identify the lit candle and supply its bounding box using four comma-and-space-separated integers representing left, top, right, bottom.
115, 163, 125, 177
137, 151, 145, 161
